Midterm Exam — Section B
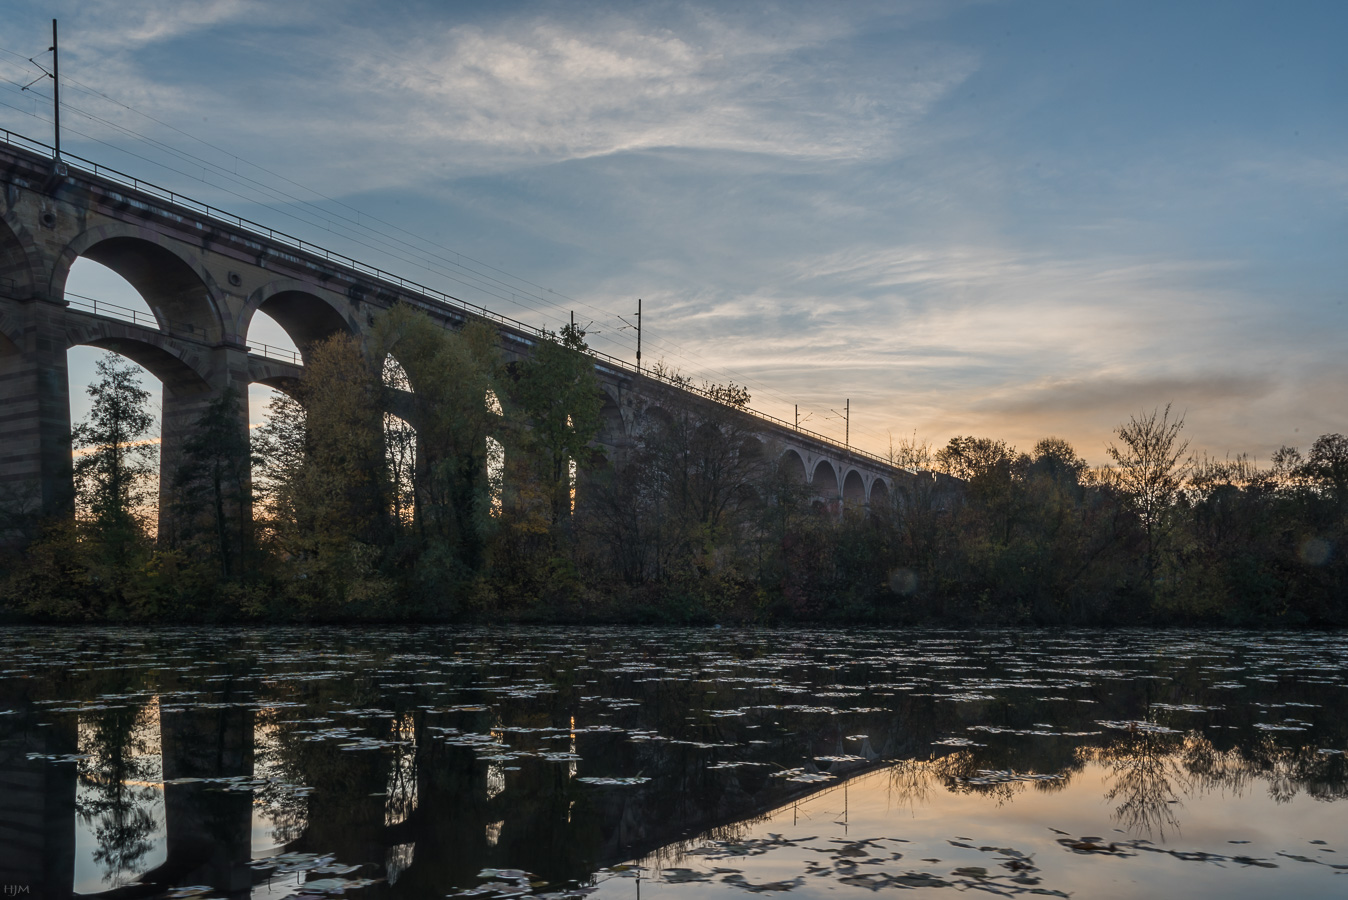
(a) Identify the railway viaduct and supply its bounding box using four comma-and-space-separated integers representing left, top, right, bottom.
0, 132, 912, 534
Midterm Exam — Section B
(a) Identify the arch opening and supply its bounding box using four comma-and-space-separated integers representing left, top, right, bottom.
248, 382, 300, 522
65, 258, 160, 331
843, 469, 866, 508
870, 477, 891, 507
638, 404, 673, 436
596, 396, 625, 447
250, 289, 351, 363
385, 411, 418, 526
779, 448, 807, 484
487, 435, 505, 517
245, 308, 302, 365
811, 459, 839, 499
382, 353, 418, 524
66, 346, 166, 534
65, 235, 222, 342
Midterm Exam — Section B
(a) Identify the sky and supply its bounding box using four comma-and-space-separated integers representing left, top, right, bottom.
2, 0, 1344, 464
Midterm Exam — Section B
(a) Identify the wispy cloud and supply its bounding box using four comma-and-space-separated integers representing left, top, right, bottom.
72, 0, 270, 50
335, 11, 979, 173
6, 0, 1343, 466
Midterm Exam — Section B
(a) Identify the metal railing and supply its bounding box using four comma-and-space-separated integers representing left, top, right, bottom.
2, 128, 906, 472
65, 292, 161, 330
247, 341, 301, 365
65, 292, 302, 365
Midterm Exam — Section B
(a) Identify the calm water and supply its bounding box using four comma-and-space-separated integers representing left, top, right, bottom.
1, 627, 1345, 900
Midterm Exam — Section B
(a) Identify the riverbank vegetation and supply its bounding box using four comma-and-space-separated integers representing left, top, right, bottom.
1, 307, 1344, 626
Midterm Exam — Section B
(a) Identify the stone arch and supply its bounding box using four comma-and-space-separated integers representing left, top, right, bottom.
252, 374, 300, 398
0, 212, 40, 299
596, 394, 626, 448
812, 459, 839, 499
384, 408, 418, 525
69, 336, 214, 534
638, 403, 673, 435
869, 476, 891, 507
50, 225, 225, 343
73, 335, 211, 395
242, 280, 356, 362
779, 447, 807, 483
843, 469, 866, 507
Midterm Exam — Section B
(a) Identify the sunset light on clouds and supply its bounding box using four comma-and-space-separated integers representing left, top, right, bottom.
3, 0, 1343, 464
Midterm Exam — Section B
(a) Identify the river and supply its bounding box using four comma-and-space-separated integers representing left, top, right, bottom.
1, 627, 1344, 899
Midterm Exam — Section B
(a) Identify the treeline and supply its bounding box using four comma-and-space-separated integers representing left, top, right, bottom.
1, 306, 1344, 625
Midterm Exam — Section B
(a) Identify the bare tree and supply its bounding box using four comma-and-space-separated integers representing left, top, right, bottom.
1106, 404, 1190, 595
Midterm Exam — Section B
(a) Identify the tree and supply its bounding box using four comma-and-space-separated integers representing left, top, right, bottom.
72, 353, 158, 566
1106, 405, 1190, 600
253, 334, 393, 614
371, 307, 506, 598
169, 385, 252, 580
1030, 436, 1088, 485
935, 436, 1022, 482
508, 323, 604, 530
1304, 433, 1348, 515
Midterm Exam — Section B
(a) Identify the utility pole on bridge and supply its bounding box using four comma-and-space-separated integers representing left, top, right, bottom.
618, 299, 642, 372
20, 19, 60, 159
51, 19, 59, 159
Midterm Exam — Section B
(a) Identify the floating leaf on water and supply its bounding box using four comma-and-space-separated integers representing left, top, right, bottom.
661, 868, 712, 883
286, 876, 381, 895
890, 873, 952, 888
720, 874, 805, 892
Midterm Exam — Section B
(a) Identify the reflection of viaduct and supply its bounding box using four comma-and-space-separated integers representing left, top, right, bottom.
0, 133, 910, 535
0, 697, 925, 899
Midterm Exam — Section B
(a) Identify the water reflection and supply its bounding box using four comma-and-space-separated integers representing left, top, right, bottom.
0, 628, 1343, 898
76, 697, 164, 890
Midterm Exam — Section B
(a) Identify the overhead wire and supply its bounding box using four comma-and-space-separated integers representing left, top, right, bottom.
2, 47, 830, 417
38, 59, 820, 410
0, 51, 884, 449
2, 89, 865, 446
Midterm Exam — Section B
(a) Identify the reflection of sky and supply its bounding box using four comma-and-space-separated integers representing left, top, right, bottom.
7, 1, 1345, 463
605, 759, 1346, 900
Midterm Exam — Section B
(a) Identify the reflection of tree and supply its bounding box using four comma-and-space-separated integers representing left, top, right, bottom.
1241, 735, 1348, 805
886, 757, 934, 809
75, 699, 162, 887
386, 712, 418, 825
933, 751, 1031, 807
1085, 733, 1189, 839
252, 715, 309, 847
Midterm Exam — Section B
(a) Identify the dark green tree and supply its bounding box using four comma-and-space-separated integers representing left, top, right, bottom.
1304, 433, 1348, 516
72, 353, 158, 567
509, 323, 604, 530
169, 385, 253, 580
